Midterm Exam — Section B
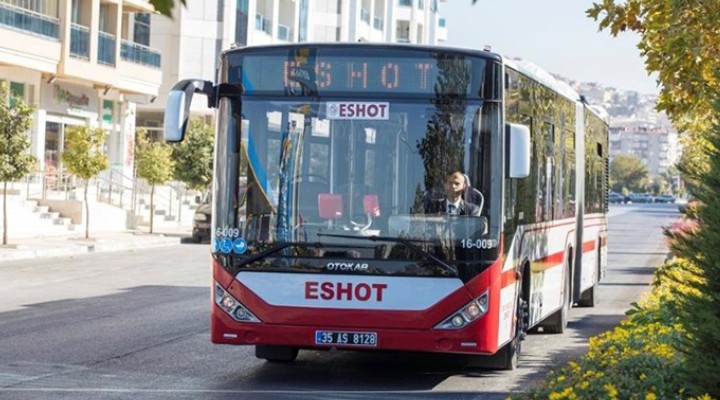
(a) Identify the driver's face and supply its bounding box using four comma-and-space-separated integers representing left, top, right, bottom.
444, 174, 466, 198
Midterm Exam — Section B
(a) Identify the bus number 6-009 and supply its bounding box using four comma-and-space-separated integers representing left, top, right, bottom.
460, 238, 499, 249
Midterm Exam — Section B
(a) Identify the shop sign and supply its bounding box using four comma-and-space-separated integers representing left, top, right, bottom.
42, 82, 98, 119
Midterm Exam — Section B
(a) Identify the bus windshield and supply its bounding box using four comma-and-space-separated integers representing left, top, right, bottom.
213, 96, 500, 263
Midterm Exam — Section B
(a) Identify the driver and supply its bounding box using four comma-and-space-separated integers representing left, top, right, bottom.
424, 171, 482, 217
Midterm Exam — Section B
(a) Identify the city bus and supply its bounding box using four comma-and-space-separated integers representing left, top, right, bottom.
164, 43, 608, 370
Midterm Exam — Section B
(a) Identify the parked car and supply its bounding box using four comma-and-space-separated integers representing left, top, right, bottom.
627, 193, 651, 203
192, 192, 212, 243
608, 192, 627, 204
656, 194, 676, 204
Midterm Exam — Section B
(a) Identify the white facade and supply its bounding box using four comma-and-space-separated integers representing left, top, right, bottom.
0, 0, 162, 180
136, 0, 448, 130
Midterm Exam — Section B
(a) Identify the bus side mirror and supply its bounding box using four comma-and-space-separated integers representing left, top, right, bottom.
163, 79, 215, 143
507, 123, 531, 178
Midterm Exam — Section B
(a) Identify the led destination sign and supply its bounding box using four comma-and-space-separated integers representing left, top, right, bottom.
237, 52, 481, 96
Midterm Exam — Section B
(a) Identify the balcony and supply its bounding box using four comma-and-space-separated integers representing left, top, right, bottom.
70, 23, 90, 60
0, 2, 58, 39
120, 40, 161, 68
98, 31, 116, 66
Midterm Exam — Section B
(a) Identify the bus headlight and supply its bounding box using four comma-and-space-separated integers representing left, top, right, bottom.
215, 283, 261, 323
434, 291, 489, 330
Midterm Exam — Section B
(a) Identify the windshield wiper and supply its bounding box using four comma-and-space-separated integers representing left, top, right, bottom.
231, 242, 323, 267
316, 233, 458, 276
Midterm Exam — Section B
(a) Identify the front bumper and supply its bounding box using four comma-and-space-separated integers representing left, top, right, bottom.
210, 303, 497, 355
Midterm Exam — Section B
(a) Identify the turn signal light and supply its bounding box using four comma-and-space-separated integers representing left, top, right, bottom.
434, 291, 489, 330
215, 283, 261, 323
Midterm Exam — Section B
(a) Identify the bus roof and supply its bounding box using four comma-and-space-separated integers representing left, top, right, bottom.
502, 56, 609, 124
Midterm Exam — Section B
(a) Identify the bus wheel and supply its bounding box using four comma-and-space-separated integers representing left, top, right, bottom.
542, 262, 571, 334
255, 345, 299, 362
469, 296, 527, 370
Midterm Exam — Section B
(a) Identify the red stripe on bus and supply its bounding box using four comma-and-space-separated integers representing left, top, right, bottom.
501, 269, 517, 288
583, 240, 596, 253
532, 251, 565, 272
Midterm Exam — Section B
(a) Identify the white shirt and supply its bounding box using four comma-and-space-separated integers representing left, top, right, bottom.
446, 199, 462, 215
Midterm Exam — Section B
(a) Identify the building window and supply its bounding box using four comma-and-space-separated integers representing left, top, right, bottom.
418, 0, 424, 9
399, 0, 412, 7
373, 16, 383, 30
277, 24, 292, 41
438, 17, 445, 27
8, 81, 24, 107
256, 13, 271, 34
360, 8, 370, 23
134, 13, 151, 45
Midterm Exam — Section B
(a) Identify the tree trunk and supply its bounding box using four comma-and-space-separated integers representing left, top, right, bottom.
149, 184, 155, 234
2, 181, 7, 246
84, 182, 90, 239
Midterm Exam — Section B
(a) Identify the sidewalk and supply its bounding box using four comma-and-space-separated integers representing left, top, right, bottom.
0, 227, 194, 263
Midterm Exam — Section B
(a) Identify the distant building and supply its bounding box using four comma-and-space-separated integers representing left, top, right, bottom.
0, 0, 163, 180
136, 0, 448, 135
609, 121, 679, 178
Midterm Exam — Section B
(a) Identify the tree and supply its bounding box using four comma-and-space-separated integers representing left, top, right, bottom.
588, 1, 720, 135
588, 1, 720, 396
610, 155, 648, 193
0, 82, 36, 246
61, 126, 109, 239
135, 129, 175, 234
171, 118, 213, 191
148, 0, 186, 17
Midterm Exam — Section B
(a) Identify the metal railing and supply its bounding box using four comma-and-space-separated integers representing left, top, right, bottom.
120, 39, 161, 68
0, 2, 58, 39
98, 31, 116, 66
19, 168, 199, 228
70, 23, 89, 59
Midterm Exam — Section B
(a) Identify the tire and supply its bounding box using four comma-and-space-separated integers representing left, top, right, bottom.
468, 292, 528, 370
191, 234, 202, 244
255, 345, 299, 362
541, 256, 571, 334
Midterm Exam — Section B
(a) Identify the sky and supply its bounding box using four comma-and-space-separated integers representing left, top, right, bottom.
440, 1, 660, 95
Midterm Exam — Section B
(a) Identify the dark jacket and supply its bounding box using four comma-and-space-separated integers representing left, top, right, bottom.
424, 198, 482, 217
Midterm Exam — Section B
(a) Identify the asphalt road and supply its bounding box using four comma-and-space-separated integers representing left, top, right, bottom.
0, 204, 680, 400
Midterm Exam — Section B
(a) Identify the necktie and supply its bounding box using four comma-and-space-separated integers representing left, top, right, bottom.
448, 204, 457, 215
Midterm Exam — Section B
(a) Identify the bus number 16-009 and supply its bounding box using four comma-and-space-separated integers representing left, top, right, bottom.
460, 238, 499, 249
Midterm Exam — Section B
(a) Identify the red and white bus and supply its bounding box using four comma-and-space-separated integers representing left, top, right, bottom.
164, 43, 608, 370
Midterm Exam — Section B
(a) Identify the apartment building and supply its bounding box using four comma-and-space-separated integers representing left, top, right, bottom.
609, 121, 679, 178
0, 0, 162, 180
136, 0, 447, 133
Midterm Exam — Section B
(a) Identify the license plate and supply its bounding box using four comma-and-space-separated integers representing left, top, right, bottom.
315, 330, 377, 347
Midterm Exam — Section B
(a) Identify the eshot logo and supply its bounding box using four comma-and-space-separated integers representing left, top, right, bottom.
326, 102, 389, 120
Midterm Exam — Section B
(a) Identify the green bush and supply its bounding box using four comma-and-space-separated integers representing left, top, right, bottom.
511, 258, 713, 400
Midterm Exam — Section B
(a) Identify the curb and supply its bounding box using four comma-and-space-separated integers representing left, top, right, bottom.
0, 236, 181, 263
